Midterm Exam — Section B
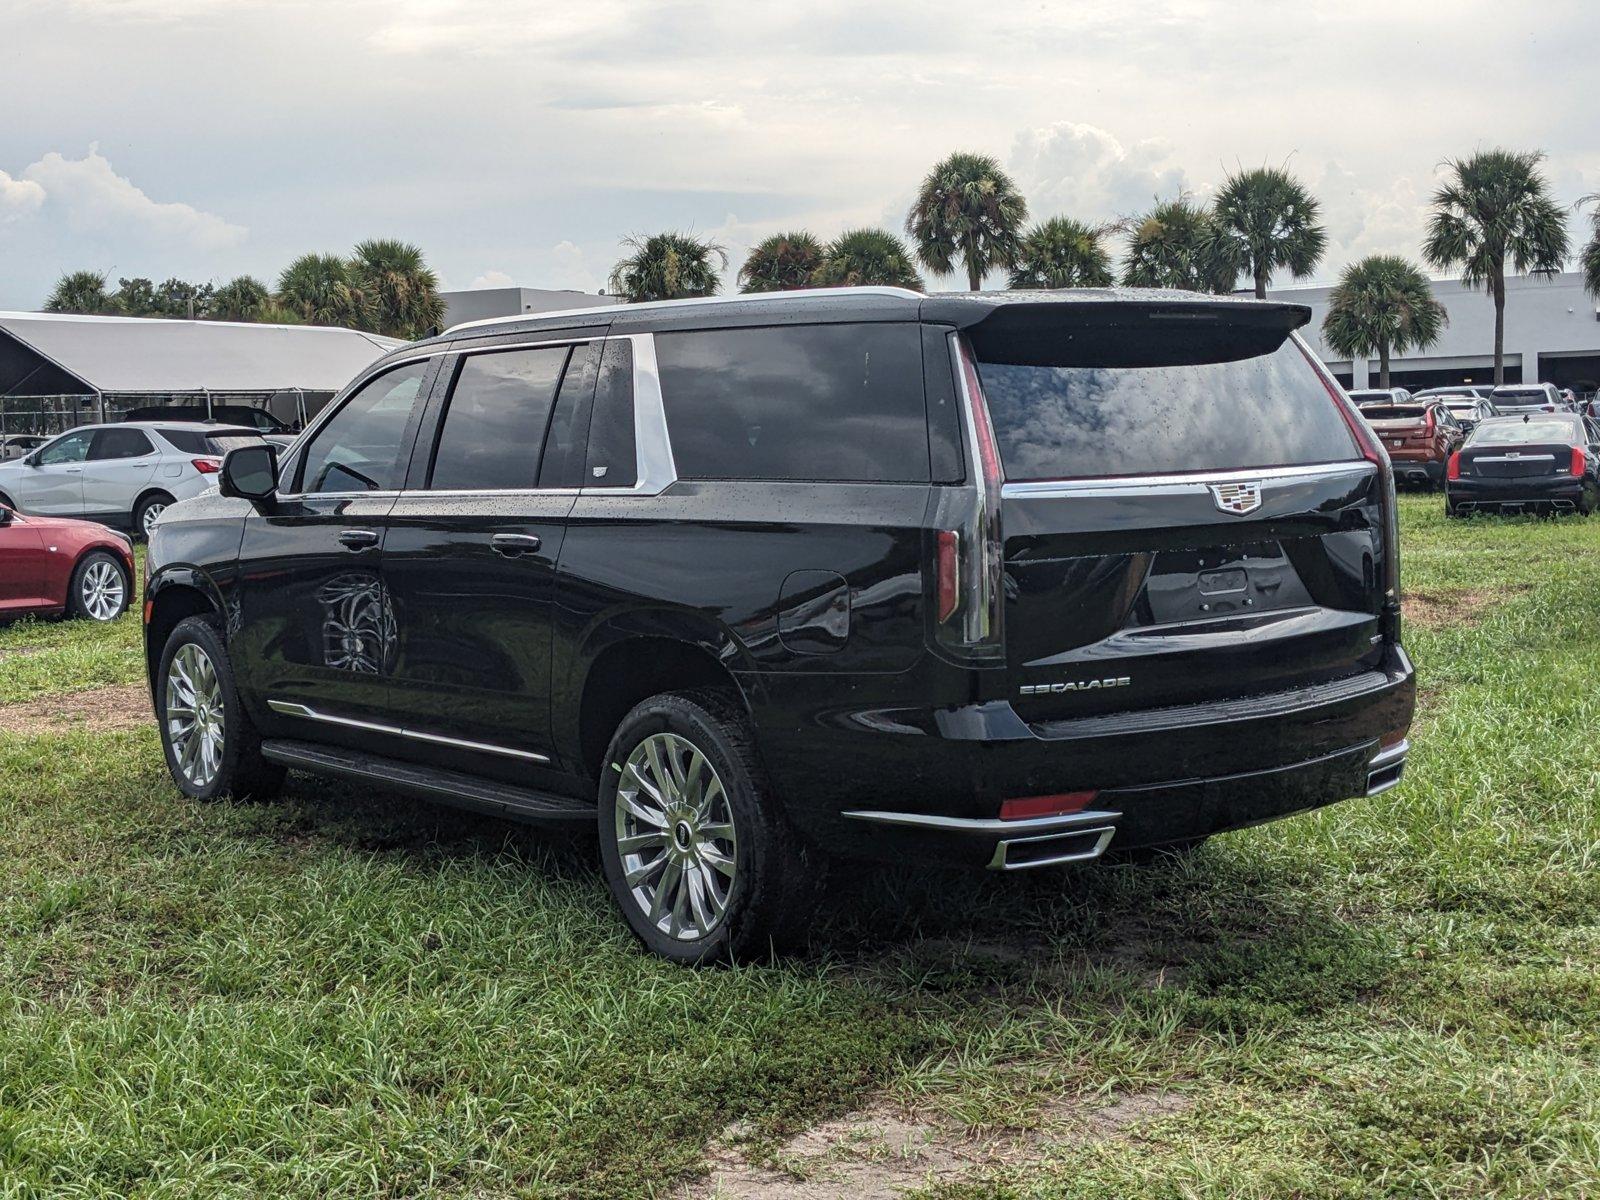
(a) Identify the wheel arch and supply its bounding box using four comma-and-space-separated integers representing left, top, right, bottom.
144, 567, 226, 691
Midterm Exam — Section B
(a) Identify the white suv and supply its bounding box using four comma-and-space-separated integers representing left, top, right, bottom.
0, 422, 266, 537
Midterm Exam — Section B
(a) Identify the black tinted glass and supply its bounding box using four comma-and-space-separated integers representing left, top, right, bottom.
300, 362, 428, 493
539, 343, 599, 489
429, 347, 569, 491
158, 429, 208, 453
585, 339, 636, 488
656, 324, 929, 482
977, 338, 1357, 481
90, 428, 153, 459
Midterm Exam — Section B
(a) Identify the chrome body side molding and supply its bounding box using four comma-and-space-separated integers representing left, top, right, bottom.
266, 700, 551, 763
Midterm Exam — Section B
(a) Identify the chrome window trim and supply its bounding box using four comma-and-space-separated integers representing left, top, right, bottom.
1470, 454, 1557, 464
1000, 460, 1375, 501
266, 700, 550, 763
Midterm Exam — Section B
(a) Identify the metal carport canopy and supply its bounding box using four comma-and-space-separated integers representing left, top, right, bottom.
0, 311, 404, 395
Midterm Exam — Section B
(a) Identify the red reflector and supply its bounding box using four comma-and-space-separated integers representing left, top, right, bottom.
191, 457, 222, 475
142, 599, 153, 625
1446, 451, 1461, 481
935, 529, 960, 623
1000, 791, 1097, 821
1380, 727, 1409, 749
1571, 447, 1585, 478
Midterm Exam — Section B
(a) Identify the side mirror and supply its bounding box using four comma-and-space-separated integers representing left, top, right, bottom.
219, 444, 278, 504
0, 505, 12, 526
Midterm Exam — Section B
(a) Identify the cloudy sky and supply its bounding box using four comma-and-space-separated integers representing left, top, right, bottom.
2, 0, 1598, 309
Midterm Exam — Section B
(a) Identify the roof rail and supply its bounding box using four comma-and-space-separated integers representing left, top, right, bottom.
445, 286, 924, 334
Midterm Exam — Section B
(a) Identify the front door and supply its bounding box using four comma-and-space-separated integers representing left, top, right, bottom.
232, 357, 438, 731
0, 511, 48, 611
381, 340, 598, 781
17, 428, 93, 515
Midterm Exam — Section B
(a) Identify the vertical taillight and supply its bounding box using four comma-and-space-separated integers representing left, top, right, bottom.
1447, 452, 1462, 481
1422, 408, 1436, 437
1571, 447, 1585, 478
1297, 340, 1401, 637
930, 333, 1005, 662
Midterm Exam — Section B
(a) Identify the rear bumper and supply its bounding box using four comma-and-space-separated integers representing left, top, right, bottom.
1387, 454, 1443, 484
751, 645, 1415, 868
1448, 476, 1584, 510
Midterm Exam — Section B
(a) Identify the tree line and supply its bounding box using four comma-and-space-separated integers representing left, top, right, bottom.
42, 147, 1600, 386
44, 239, 446, 340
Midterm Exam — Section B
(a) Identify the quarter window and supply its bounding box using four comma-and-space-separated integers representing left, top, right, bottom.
299, 361, 429, 494
428, 347, 570, 491
655, 324, 930, 482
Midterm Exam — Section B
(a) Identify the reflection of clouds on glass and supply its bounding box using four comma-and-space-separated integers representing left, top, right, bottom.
979, 344, 1357, 480
317, 573, 397, 674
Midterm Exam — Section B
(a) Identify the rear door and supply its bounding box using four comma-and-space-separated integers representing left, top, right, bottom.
965, 309, 1386, 723
379, 337, 599, 780
84, 426, 160, 522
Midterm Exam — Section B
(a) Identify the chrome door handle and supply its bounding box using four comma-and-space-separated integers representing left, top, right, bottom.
491, 533, 541, 557
338, 529, 379, 550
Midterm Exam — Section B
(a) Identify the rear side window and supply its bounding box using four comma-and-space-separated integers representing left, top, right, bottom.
428, 346, 570, 490
90, 428, 153, 459
159, 429, 263, 454
976, 338, 1357, 481
656, 323, 929, 482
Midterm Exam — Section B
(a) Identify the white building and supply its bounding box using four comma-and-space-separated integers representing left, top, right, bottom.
440, 287, 620, 330
1269, 270, 1600, 394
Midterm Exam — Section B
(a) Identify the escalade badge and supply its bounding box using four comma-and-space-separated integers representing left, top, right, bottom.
1019, 676, 1131, 696
1209, 480, 1262, 515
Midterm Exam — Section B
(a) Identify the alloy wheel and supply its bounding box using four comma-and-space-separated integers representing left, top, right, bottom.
141, 502, 167, 535
80, 559, 125, 621
613, 732, 737, 941
165, 642, 225, 789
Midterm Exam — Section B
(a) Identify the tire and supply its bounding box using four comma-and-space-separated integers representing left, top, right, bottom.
134, 491, 174, 540
156, 615, 284, 802
67, 550, 130, 622
1580, 483, 1599, 516
596, 689, 820, 965
1444, 499, 1461, 519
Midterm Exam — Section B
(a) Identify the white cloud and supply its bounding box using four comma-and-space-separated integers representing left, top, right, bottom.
468, 268, 514, 289
20, 146, 245, 250
545, 241, 600, 292
1009, 122, 1190, 225
0, 170, 46, 221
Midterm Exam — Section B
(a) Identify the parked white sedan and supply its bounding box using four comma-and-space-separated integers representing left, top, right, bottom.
0, 422, 266, 537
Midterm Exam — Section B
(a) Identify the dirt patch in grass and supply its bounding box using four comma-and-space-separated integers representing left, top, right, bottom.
1403, 585, 1529, 630
695, 1087, 1189, 1198
0, 683, 152, 735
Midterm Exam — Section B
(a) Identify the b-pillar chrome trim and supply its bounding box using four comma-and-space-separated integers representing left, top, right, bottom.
266, 700, 551, 763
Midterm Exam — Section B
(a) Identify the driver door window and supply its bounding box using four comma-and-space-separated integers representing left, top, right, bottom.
298, 362, 429, 494
37, 430, 93, 465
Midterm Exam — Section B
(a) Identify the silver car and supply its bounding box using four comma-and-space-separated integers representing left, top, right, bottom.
0, 422, 266, 537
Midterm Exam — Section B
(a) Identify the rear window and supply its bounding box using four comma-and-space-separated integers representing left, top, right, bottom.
1470, 419, 1576, 446
1360, 406, 1427, 421
975, 337, 1357, 481
656, 323, 929, 482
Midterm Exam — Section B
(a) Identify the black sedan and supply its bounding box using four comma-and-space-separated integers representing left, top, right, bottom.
1446, 414, 1600, 516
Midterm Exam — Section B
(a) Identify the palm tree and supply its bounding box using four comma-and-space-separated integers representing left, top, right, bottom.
609, 232, 726, 303
812, 229, 923, 290
1423, 150, 1569, 385
44, 270, 112, 314
1575, 195, 1600, 305
275, 253, 367, 328
349, 239, 445, 338
1122, 196, 1238, 293
1211, 166, 1327, 299
1008, 217, 1113, 289
1322, 256, 1448, 388
211, 276, 273, 322
905, 151, 1027, 291
738, 232, 825, 293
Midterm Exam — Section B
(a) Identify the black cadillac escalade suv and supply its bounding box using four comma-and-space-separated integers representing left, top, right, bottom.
143, 287, 1415, 963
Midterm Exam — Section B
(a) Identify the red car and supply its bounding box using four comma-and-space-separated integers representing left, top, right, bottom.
1360, 400, 1467, 489
0, 504, 136, 623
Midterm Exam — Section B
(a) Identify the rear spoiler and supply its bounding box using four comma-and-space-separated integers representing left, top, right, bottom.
923, 295, 1313, 369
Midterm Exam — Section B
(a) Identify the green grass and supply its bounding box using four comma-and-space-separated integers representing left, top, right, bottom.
2, 499, 1598, 1197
